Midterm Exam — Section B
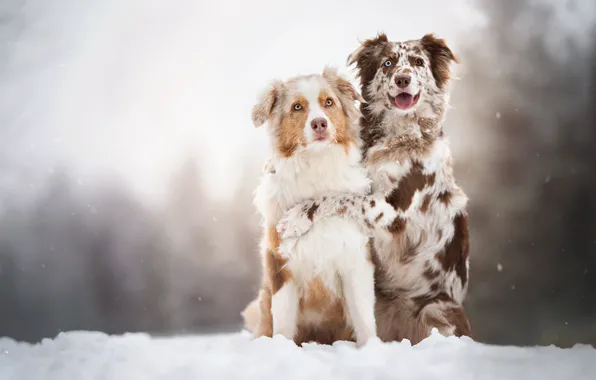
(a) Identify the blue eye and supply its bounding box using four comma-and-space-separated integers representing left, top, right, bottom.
384, 60, 392, 67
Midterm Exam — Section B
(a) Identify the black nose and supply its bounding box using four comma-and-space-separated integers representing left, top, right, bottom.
395, 74, 411, 88
311, 118, 327, 132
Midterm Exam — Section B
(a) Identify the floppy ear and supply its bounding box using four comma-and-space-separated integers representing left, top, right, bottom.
346, 33, 388, 67
420, 34, 459, 89
345, 33, 390, 86
322, 66, 365, 103
251, 81, 282, 127
322, 66, 363, 124
346, 44, 366, 67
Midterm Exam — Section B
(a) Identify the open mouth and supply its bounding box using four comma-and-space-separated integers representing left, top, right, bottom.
313, 132, 329, 142
392, 92, 420, 110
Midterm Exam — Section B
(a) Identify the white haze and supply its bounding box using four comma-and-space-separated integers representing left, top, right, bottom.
0, 0, 486, 203
2, 0, 596, 346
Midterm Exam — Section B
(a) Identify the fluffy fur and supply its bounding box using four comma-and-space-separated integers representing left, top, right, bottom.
248, 68, 395, 346
245, 34, 472, 345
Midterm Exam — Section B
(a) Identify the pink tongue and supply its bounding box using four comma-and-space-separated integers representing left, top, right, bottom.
395, 94, 414, 109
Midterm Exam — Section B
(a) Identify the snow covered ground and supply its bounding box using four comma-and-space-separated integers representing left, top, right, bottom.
1, 329, 595, 380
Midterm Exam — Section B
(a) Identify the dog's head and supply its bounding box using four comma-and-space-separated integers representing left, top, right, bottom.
251, 67, 364, 158
347, 33, 458, 117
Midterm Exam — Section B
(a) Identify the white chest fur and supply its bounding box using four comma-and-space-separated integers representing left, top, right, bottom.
254, 144, 371, 225
367, 136, 469, 300
255, 144, 372, 295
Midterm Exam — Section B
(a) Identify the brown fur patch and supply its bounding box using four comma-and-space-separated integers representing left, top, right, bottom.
373, 292, 471, 345
440, 213, 470, 285
347, 33, 391, 85
319, 91, 353, 150
306, 203, 319, 221
360, 116, 386, 159
294, 323, 354, 346
412, 292, 452, 317
444, 305, 472, 337
365, 237, 375, 262
385, 161, 435, 211
438, 191, 452, 206
423, 266, 441, 281
420, 194, 432, 213
347, 34, 394, 114
420, 34, 459, 89
417, 117, 439, 131
251, 81, 282, 127
400, 234, 427, 264
278, 95, 309, 157
265, 248, 290, 294
417, 117, 442, 141
264, 225, 291, 294
299, 278, 339, 313
266, 224, 280, 249
374, 212, 385, 223
387, 216, 407, 234
256, 287, 273, 337
407, 55, 424, 67
295, 278, 355, 346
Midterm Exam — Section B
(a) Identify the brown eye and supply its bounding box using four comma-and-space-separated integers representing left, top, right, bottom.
325, 98, 334, 107
293, 103, 302, 111
415, 58, 424, 66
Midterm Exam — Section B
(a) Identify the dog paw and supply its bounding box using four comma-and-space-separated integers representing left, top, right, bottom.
277, 208, 313, 239
356, 336, 382, 348
278, 218, 313, 240
366, 199, 398, 227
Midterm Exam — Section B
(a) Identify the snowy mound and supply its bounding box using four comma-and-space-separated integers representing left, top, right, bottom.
1, 329, 595, 380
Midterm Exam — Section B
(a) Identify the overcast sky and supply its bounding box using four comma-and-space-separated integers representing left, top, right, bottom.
0, 0, 489, 202
1, 0, 594, 202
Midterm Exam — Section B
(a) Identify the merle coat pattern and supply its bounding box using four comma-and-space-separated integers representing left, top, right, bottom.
274, 33, 472, 344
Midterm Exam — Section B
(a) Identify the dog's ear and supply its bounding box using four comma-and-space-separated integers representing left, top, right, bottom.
346, 33, 389, 85
322, 66, 365, 104
323, 66, 363, 124
346, 33, 388, 67
420, 34, 459, 89
251, 81, 282, 127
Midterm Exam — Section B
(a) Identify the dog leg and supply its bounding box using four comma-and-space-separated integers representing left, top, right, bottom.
342, 258, 377, 347
271, 280, 300, 341
412, 298, 471, 343
253, 288, 272, 338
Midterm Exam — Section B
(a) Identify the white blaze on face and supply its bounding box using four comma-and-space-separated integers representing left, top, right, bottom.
391, 44, 421, 97
296, 77, 336, 145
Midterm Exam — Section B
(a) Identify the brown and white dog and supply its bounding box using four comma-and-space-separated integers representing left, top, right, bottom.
244, 34, 472, 345
248, 68, 396, 346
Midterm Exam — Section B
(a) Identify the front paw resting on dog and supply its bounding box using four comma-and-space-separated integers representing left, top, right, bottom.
277, 203, 315, 240
277, 194, 399, 239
